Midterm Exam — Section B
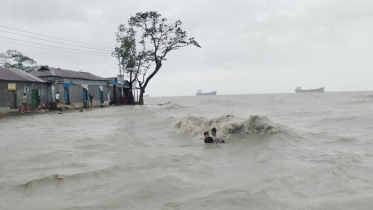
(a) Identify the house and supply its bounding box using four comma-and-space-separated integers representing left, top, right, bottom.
0, 67, 51, 114
32, 66, 109, 108
105, 77, 131, 104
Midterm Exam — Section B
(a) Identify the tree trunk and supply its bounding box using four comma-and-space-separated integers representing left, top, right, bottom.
139, 88, 145, 105
130, 90, 135, 105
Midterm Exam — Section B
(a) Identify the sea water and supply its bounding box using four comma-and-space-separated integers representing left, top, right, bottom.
1, 91, 373, 209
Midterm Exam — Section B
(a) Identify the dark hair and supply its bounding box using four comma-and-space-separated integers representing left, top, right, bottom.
57, 92, 59, 93
23, 93, 26, 96
211, 128, 217, 133
204, 131, 209, 135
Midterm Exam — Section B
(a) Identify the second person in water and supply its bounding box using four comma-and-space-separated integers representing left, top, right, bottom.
203, 128, 225, 144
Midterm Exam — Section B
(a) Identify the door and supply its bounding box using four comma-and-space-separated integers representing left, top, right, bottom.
83, 88, 87, 101
64, 88, 70, 105
99, 89, 103, 103
8, 90, 17, 109
32, 90, 38, 110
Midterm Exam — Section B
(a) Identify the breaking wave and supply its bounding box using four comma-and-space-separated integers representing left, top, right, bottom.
175, 114, 283, 139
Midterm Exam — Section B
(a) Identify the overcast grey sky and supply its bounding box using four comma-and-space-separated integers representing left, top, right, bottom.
1, 0, 372, 96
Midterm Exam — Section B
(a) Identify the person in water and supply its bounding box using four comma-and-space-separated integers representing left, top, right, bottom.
204, 131, 215, 143
36, 103, 48, 112
211, 128, 225, 144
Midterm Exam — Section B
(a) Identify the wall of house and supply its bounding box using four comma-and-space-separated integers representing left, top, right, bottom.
0, 82, 9, 113
69, 84, 84, 107
0, 81, 51, 114
88, 85, 109, 106
38, 76, 110, 108
108, 85, 125, 104
54, 83, 64, 104
52, 83, 109, 108
69, 78, 107, 86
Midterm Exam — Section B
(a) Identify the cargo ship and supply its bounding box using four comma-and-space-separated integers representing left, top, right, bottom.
295, 87, 324, 93
196, 89, 217, 96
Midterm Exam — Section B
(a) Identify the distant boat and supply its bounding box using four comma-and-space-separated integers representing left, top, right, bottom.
295, 87, 325, 93
196, 89, 217, 96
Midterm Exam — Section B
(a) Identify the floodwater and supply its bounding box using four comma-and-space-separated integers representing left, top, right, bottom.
1, 92, 373, 209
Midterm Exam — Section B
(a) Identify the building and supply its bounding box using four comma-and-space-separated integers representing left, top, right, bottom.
106, 77, 131, 104
0, 67, 51, 114
32, 66, 109, 108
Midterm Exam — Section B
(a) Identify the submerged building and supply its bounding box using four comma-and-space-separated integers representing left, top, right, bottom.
32, 66, 109, 108
0, 67, 51, 113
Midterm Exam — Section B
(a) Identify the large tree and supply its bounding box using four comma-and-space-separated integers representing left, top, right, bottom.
0, 50, 38, 73
114, 11, 201, 105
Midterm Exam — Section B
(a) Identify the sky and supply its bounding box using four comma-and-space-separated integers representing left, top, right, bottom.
1, 0, 373, 96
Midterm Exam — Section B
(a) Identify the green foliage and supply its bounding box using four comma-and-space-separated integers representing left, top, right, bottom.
0, 50, 38, 73
114, 11, 201, 104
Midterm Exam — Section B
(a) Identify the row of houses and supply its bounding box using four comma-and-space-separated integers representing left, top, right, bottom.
0, 66, 130, 114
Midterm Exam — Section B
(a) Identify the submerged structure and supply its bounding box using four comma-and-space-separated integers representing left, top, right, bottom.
196, 89, 217, 96
295, 87, 324, 93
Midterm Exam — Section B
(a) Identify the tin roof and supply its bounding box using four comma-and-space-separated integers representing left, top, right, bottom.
0, 67, 46, 82
105, 77, 117, 81
32, 66, 107, 81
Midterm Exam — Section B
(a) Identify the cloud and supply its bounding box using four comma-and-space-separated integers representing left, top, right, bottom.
0, 0, 88, 23
1, 0, 373, 95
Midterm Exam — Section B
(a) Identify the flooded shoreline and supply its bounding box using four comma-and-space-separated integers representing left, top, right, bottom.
1, 92, 373, 209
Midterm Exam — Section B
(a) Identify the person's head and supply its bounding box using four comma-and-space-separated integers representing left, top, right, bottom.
204, 131, 209, 139
57, 92, 59, 94
23, 93, 26, 96
211, 128, 217, 136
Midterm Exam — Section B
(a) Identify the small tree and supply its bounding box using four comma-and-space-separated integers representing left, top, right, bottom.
113, 27, 140, 104
0, 50, 38, 73
114, 11, 201, 105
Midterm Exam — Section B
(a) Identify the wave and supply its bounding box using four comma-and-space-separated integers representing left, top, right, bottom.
351, 94, 373, 99
159, 102, 185, 109
175, 114, 283, 139
350, 94, 373, 103
20, 166, 119, 188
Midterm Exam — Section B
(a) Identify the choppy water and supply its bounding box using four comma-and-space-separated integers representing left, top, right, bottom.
1, 91, 373, 209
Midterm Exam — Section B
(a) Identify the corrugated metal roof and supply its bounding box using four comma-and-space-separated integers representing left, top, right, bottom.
105, 77, 117, 81
0, 67, 46, 82
32, 66, 107, 81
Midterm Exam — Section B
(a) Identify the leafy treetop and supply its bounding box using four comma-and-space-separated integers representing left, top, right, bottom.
0, 50, 38, 73
114, 11, 201, 93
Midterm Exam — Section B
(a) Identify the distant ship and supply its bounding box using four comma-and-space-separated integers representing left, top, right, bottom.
295, 87, 325, 93
196, 89, 217, 96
